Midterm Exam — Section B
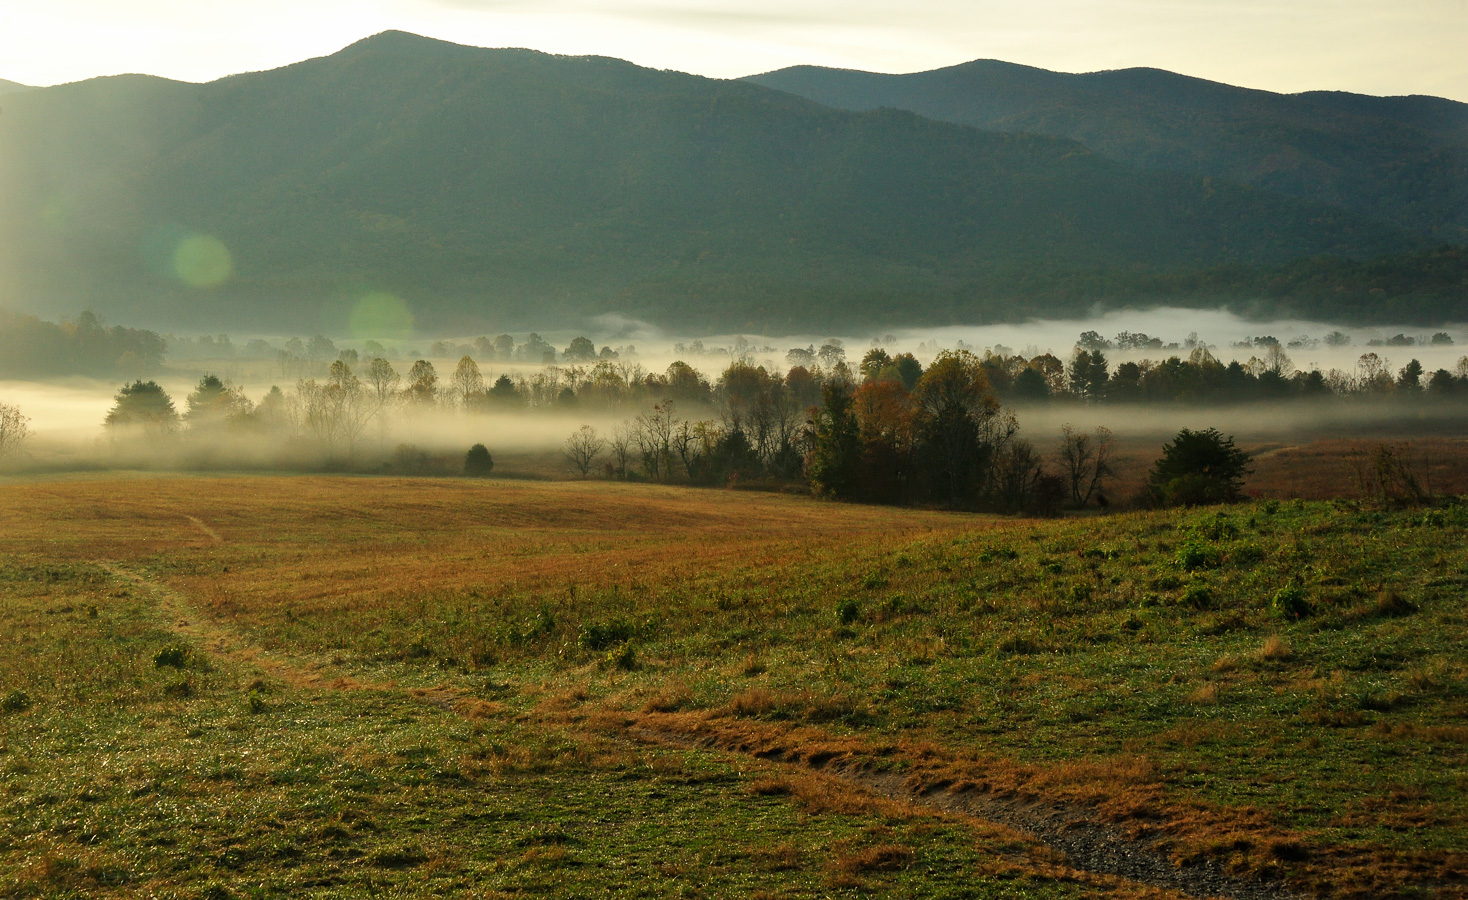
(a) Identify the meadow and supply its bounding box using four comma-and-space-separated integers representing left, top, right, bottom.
0, 474, 1464, 898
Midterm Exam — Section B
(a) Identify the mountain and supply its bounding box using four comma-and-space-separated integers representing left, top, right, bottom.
0, 79, 31, 96
0, 32, 1439, 334
746, 62, 1468, 246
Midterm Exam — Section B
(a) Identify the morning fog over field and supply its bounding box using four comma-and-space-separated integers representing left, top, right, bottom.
3, 306, 1465, 461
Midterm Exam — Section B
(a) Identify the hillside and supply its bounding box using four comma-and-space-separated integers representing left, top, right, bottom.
0, 32, 1428, 334
0, 78, 31, 95
747, 61, 1468, 245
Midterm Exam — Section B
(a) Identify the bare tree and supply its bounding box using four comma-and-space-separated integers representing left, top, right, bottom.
635, 401, 679, 480
608, 423, 634, 479
449, 355, 486, 409
564, 425, 606, 477
0, 402, 30, 462
670, 420, 700, 479
298, 360, 373, 455
1058, 424, 1114, 507
365, 358, 401, 411
364, 357, 400, 444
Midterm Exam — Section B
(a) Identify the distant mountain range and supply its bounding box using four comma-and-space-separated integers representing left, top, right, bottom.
747, 62, 1468, 245
0, 32, 1461, 335
0, 78, 32, 96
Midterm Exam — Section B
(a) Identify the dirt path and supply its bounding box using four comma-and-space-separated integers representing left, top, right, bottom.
625, 723, 1300, 900
104, 560, 1301, 900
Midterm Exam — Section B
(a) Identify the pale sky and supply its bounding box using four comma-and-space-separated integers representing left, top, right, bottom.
1, 0, 1465, 101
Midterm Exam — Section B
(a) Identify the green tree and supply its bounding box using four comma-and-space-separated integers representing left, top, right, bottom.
184, 374, 252, 428
913, 350, 1001, 504
1148, 428, 1252, 506
464, 443, 494, 477
488, 374, 523, 408
806, 381, 862, 499
105, 381, 180, 433
859, 348, 892, 381
1068, 349, 1108, 400
563, 336, 597, 362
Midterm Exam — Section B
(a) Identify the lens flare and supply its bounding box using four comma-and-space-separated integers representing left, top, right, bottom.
172, 235, 233, 288
349, 292, 414, 341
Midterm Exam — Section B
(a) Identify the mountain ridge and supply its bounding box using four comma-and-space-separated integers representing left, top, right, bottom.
746, 60, 1468, 244
0, 32, 1454, 334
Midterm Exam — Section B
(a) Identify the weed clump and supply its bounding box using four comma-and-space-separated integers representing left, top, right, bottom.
1255, 635, 1292, 663
2, 689, 32, 714
404, 636, 433, 659
1375, 590, 1418, 618
579, 618, 637, 651
602, 642, 637, 671
1175, 540, 1222, 572
1230, 541, 1266, 565
1272, 585, 1313, 619
1182, 583, 1215, 609
835, 598, 860, 627
153, 645, 191, 669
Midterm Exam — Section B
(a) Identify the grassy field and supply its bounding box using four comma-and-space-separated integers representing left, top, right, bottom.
1, 475, 1465, 898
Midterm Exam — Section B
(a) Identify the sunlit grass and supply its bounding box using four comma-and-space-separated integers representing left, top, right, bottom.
1, 474, 1465, 897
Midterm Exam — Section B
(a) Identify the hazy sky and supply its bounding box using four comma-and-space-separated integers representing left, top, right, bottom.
1, 0, 1465, 100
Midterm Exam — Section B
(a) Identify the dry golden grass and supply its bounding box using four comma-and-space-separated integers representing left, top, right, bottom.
0, 474, 981, 635
1254, 635, 1293, 663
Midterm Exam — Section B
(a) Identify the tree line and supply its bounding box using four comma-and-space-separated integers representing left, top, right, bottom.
0, 310, 165, 379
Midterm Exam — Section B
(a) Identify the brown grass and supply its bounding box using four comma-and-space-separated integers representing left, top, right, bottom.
1254, 635, 1292, 663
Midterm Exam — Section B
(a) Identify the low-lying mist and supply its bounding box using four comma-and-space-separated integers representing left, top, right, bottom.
1, 307, 1464, 476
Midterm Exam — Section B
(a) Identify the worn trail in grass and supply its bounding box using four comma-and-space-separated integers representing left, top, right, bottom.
97, 557, 1265, 898
2, 474, 1466, 898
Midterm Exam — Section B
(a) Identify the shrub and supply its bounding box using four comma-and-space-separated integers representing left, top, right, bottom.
1230, 541, 1266, 565
1, 689, 32, 714
1182, 583, 1215, 609
1174, 541, 1222, 572
153, 645, 191, 668
579, 618, 637, 651
604, 642, 638, 671
464, 443, 494, 477
1148, 428, 1252, 506
835, 598, 860, 626
1375, 590, 1418, 618
1272, 585, 1312, 619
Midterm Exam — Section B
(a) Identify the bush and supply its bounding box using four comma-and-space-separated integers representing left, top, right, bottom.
1149, 428, 1252, 506
579, 618, 638, 651
1182, 583, 1215, 609
835, 598, 860, 626
464, 443, 494, 477
1272, 585, 1313, 619
1, 689, 32, 714
154, 645, 191, 668
1175, 540, 1222, 572
1230, 541, 1266, 565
